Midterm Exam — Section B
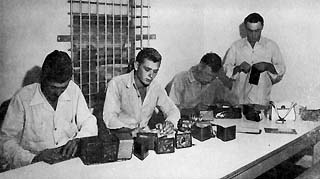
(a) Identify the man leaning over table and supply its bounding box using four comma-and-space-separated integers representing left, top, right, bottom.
166, 52, 237, 116
103, 48, 180, 136
0, 50, 98, 169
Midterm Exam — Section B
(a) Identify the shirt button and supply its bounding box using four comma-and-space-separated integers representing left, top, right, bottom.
54, 128, 57, 131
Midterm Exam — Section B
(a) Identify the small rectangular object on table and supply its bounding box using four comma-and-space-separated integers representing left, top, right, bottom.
79, 134, 119, 165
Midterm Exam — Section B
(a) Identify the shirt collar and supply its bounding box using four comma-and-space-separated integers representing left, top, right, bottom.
30, 83, 71, 106
126, 70, 136, 88
126, 70, 154, 91
188, 66, 198, 83
243, 36, 266, 48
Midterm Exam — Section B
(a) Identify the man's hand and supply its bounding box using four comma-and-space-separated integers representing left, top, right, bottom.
32, 148, 64, 164
233, 61, 251, 75
253, 62, 277, 74
163, 121, 174, 135
216, 69, 233, 89
131, 127, 144, 137
61, 138, 80, 158
196, 102, 210, 111
239, 61, 251, 73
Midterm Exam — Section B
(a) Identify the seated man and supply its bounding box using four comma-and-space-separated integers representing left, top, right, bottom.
166, 53, 237, 115
103, 48, 180, 136
0, 50, 98, 169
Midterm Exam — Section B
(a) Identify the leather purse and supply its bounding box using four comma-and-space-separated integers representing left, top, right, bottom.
243, 104, 262, 122
79, 134, 119, 165
210, 105, 242, 119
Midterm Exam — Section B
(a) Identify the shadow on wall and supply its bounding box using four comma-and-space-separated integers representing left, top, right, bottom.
0, 66, 42, 128
22, 66, 42, 87
222, 22, 246, 64
239, 22, 247, 39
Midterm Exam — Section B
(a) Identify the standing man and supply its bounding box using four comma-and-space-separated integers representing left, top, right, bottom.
103, 48, 180, 136
224, 13, 286, 107
0, 50, 98, 169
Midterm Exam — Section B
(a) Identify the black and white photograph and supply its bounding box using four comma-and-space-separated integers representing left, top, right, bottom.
1, 0, 320, 178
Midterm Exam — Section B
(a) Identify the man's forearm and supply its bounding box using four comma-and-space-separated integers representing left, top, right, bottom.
218, 75, 233, 89
2, 139, 36, 168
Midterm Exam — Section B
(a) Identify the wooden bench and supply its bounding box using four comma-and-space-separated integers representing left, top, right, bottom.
295, 162, 320, 179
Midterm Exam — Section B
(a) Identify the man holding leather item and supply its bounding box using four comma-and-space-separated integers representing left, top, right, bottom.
166, 52, 237, 116
103, 48, 180, 137
224, 13, 286, 107
0, 50, 98, 169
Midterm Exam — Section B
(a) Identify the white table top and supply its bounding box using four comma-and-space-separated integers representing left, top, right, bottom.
1, 118, 320, 179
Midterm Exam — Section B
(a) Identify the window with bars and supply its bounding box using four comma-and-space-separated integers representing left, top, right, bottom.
67, 0, 155, 115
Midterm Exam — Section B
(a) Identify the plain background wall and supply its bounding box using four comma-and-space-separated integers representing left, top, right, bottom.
151, 0, 320, 108
0, 0, 70, 104
1, 0, 320, 108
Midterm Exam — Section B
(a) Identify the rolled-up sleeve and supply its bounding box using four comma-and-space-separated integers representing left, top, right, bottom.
268, 42, 286, 84
0, 95, 35, 168
223, 45, 240, 80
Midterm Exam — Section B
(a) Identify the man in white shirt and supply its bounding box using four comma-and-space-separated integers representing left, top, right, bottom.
224, 13, 286, 107
103, 48, 180, 136
0, 50, 98, 169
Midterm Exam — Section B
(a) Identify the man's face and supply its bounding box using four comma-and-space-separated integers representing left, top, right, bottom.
245, 21, 263, 45
197, 65, 216, 85
135, 58, 160, 86
42, 80, 70, 102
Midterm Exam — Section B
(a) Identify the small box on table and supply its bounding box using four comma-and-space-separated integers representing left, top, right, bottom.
177, 118, 195, 132
216, 125, 236, 142
133, 137, 150, 160
79, 134, 119, 165
114, 133, 134, 160
175, 131, 192, 149
136, 132, 158, 150
191, 122, 213, 142
155, 136, 175, 154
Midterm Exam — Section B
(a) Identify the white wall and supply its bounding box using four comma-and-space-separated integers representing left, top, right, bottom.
1, 0, 320, 108
0, 0, 70, 104
151, 0, 320, 108
150, 0, 205, 86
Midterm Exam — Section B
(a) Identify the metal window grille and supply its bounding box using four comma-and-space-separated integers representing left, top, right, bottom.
68, 0, 154, 110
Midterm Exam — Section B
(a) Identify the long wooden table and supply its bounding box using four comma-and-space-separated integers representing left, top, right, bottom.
1, 117, 320, 179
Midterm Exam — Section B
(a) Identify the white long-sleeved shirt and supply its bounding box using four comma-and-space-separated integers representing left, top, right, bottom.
224, 37, 286, 105
103, 70, 180, 129
0, 81, 98, 168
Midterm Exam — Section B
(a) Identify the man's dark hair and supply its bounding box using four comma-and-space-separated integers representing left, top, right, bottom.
136, 48, 162, 63
244, 13, 264, 26
40, 50, 73, 83
200, 53, 222, 73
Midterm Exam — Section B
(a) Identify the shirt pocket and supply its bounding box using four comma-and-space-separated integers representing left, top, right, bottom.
28, 106, 52, 142
256, 47, 272, 63
28, 119, 46, 142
